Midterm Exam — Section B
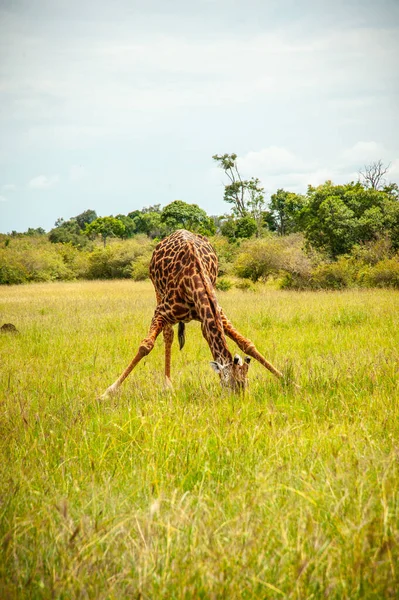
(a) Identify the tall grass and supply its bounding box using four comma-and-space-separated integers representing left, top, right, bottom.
1, 281, 398, 598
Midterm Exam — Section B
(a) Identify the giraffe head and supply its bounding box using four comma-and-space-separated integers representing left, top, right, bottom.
210, 354, 251, 391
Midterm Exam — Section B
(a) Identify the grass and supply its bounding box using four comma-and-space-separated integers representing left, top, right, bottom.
0, 280, 398, 599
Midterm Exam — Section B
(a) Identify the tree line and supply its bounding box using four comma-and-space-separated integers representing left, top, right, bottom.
9, 156, 398, 260
2, 155, 399, 288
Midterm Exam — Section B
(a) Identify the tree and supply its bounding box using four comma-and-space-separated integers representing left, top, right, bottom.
127, 205, 166, 238
115, 214, 136, 238
220, 217, 239, 241
269, 189, 306, 236
50, 210, 97, 247
85, 216, 126, 247
130, 211, 166, 238
220, 215, 257, 241
247, 178, 267, 236
75, 209, 97, 230
161, 201, 215, 236
262, 210, 277, 232
213, 153, 246, 216
49, 219, 88, 247
300, 180, 399, 257
142, 204, 162, 214
358, 160, 390, 190
235, 216, 257, 239
312, 195, 357, 257
384, 182, 399, 198
25, 227, 46, 236
213, 153, 267, 224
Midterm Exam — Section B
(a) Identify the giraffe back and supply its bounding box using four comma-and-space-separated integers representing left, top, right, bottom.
149, 229, 218, 299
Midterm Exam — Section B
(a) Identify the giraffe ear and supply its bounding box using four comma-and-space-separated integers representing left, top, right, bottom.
233, 354, 242, 365
210, 361, 224, 373
244, 356, 251, 364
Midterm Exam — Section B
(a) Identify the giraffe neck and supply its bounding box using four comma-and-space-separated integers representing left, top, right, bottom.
205, 324, 232, 365
193, 276, 232, 366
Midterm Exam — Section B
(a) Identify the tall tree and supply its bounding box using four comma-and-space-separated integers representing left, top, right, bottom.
213, 153, 246, 216
301, 181, 399, 257
115, 214, 136, 238
85, 216, 126, 247
212, 153, 266, 224
358, 160, 390, 190
49, 219, 88, 247
75, 209, 97, 230
269, 189, 306, 236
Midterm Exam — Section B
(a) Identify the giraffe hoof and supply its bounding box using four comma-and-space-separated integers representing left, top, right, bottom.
100, 383, 120, 399
164, 377, 174, 390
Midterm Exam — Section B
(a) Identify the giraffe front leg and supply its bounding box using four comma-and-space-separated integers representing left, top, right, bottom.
101, 312, 165, 398
220, 310, 284, 380
163, 325, 174, 387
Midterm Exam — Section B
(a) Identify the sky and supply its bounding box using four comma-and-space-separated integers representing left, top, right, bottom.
0, 0, 398, 233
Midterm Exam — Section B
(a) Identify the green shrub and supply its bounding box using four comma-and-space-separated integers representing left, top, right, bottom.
362, 258, 399, 289
208, 235, 238, 276
215, 278, 233, 291
85, 237, 155, 279
53, 243, 90, 279
310, 258, 355, 290
279, 272, 312, 290
0, 237, 82, 283
131, 254, 152, 281
0, 262, 29, 285
235, 216, 257, 239
234, 234, 312, 282
351, 237, 393, 265
235, 279, 256, 291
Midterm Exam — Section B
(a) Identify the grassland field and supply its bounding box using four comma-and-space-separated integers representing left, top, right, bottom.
0, 280, 398, 599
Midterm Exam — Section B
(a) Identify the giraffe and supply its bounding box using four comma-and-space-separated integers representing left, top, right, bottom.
102, 229, 283, 396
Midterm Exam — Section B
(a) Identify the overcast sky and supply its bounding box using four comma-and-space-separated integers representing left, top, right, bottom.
1, 0, 398, 232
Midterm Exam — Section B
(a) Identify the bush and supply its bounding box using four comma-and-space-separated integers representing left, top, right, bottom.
131, 253, 152, 281
234, 234, 312, 282
0, 236, 83, 284
85, 237, 155, 279
235, 216, 257, 239
215, 278, 233, 291
235, 279, 256, 291
208, 235, 238, 276
0, 262, 29, 285
361, 258, 399, 289
351, 237, 393, 265
279, 272, 312, 290
310, 258, 355, 290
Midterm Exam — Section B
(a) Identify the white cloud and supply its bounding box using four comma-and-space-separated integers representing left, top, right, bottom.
238, 147, 314, 177
2, 23, 398, 127
388, 159, 399, 180
0, 195, 8, 202
2, 184, 16, 192
227, 143, 398, 197
28, 175, 59, 189
341, 141, 387, 166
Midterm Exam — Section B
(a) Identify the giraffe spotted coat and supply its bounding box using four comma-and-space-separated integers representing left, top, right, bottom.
102, 229, 283, 396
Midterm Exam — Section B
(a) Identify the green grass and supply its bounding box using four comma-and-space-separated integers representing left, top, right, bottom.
1, 281, 398, 599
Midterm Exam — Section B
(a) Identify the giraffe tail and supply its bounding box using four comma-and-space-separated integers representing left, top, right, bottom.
178, 322, 186, 350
